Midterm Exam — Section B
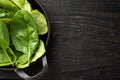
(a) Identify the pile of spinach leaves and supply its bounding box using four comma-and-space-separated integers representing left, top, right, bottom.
0, 0, 48, 68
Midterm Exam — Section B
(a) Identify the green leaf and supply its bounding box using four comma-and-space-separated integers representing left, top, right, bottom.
0, 49, 12, 67
11, 0, 32, 12
0, 18, 12, 25
0, 0, 19, 12
0, 20, 9, 49
0, 47, 16, 67
31, 10, 48, 35
10, 10, 39, 68
32, 40, 46, 62
0, 8, 7, 18
0, 8, 13, 25
0, 20, 15, 66
15, 53, 29, 68
0, 0, 19, 18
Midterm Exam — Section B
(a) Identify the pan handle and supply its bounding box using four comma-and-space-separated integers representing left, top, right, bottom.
14, 55, 48, 80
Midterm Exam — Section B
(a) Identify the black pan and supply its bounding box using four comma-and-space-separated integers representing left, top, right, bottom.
0, 0, 50, 80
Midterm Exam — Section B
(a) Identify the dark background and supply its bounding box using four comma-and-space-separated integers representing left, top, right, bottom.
0, 0, 120, 80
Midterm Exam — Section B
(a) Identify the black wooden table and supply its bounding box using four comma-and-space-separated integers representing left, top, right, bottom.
0, 0, 120, 80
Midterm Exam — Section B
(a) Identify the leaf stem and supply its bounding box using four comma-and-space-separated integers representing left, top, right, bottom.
8, 47, 16, 63
3, 49, 14, 66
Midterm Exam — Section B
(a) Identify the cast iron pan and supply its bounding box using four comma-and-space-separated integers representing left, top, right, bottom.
0, 0, 50, 80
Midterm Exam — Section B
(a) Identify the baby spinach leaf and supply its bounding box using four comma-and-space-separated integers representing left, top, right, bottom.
0, 20, 9, 49
0, 47, 16, 67
0, 49, 12, 66
0, 8, 13, 25
31, 10, 48, 35
0, 20, 15, 66
16, 40, 46, 68
15, 53, 32, 68
10, 10, 39, 68
0, 8, 6, 18
32, 40, 46, 62
11, 0, 32, 12
0, 18, 12, 25
0, 0, 19, 12
0, 0, 20, 19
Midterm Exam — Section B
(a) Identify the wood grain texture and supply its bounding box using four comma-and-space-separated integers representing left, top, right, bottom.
0, 0, 120, 80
